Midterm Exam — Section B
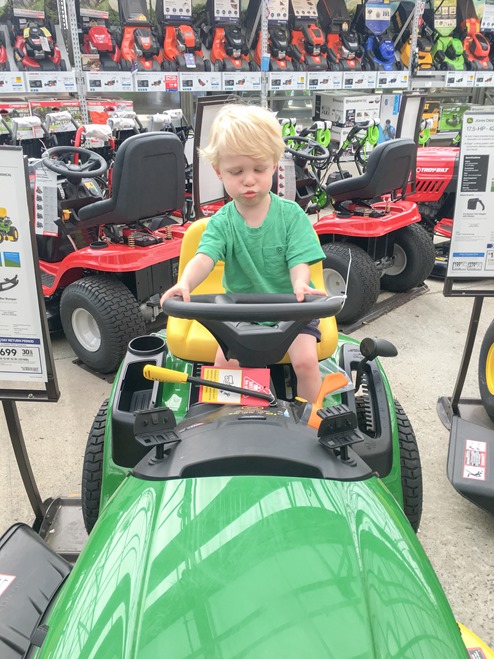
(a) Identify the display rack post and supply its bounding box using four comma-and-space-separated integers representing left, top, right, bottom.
64, 0, 89, 124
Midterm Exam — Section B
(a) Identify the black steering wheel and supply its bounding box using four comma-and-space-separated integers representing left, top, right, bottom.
42, 146, 108, 180
162, 294, 344, 366
283, 135, 330, 162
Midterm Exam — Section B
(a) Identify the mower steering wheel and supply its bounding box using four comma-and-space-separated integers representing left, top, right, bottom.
162, 293, 343, 322
42, 146, 108, 180
283, 136, 330, 162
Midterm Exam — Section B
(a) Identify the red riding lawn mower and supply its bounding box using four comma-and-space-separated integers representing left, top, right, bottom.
76, 0, 122, 71
6, 1, 66, 71
317, 0, 363, 71
118, 0, 164, 71
407, 143, 460, 278
33, 132, 190, 374
200, 0, 252, 72
156, 0, 209, 72
283, 130, 435, 324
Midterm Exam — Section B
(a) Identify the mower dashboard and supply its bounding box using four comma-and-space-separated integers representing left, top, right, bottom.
132, 400, 373, 483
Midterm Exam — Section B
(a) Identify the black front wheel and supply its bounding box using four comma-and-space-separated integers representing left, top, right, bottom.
82, 399, 108, 534
60, 276, 146, 374
380, 223, 436, 292
478, 319, 494, 422
395, 399, 422, 532
322, 242, 380, 324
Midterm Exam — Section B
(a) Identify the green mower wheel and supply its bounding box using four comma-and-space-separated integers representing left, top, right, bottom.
82, 399, 108, 534
478, 319, 494, 422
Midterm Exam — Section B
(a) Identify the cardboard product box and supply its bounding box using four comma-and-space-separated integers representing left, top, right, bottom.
86, 98, 134, 124
313, 93, 381, 126
438, 102, 471, 132
0, 101, 31, 135
29, 99, 82, 131
422, 100, 441, 135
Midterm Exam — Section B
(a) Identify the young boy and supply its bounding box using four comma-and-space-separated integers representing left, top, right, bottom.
161, 103, 327, 402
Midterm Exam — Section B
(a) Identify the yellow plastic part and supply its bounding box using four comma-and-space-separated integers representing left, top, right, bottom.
143, 365, 188, 384
166, 218, 338, 364
0, 207, 7, 219
458, 622, 494, 657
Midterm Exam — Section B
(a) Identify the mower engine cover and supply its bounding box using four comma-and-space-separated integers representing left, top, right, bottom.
35, 470, 468, 657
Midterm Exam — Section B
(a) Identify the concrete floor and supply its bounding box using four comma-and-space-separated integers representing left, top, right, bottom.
0, 276, 493, 648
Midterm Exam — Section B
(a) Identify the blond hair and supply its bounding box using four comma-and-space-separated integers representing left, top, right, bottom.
200, 103, 285, 167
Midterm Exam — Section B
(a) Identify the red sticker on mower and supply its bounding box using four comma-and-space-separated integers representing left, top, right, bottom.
463, 439, 487, 481
0, 574, 16, 598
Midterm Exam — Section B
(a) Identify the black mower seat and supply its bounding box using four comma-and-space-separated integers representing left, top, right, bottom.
326, 138, 416, 202
77, 131, 185, 229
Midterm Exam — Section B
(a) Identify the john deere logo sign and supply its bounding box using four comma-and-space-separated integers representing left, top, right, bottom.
467, 117, 474, 123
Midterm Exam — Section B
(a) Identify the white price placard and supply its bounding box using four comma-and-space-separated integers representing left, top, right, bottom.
269, 71, 306, 90
0, 149, 48, 382
447, 112, 494, 279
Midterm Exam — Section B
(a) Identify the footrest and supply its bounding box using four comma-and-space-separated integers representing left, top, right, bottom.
317, 404, 364, 452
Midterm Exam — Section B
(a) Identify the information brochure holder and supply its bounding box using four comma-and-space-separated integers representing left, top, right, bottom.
437, 111, 494, 514
0, 146, 60, 532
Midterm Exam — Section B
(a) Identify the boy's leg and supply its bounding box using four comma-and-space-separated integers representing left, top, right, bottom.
288, 333, 321, 403
214, 345, 240, 368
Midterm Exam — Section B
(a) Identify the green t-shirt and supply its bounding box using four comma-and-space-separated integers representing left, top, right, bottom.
197, 193, 325, 294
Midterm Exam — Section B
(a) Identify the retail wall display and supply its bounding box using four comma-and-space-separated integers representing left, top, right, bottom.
318, 0, 364, 71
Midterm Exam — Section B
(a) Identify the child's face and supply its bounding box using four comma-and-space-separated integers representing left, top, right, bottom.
214, 154, 277, 208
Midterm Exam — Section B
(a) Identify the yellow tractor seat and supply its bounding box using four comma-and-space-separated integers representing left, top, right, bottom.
166, 218, 338, 364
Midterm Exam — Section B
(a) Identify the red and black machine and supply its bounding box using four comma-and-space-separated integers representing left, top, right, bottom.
246, 0, 296, 71
456, 0, 493, 70
156, 0, 209, 72
317, 0, 363, 71
76, 0, 121, 71
288, 0, 328, 70
118, 0, 164, 71
0, 31, 10, 70
200, 0, 251, 72
7, 0, 66, 71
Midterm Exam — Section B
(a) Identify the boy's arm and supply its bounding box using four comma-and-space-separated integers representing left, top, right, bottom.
290, 263, 327, 302
160, 253, 215, 304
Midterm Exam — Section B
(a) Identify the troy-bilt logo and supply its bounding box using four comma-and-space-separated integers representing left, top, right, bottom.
416, 167, 449, 173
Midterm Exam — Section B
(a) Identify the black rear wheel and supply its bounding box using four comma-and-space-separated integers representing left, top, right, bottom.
322, 242, 380, 324
395, 399, 422, 532
82, 399, 108, 534
380, 223, 435, 292
60, 275, 146, 374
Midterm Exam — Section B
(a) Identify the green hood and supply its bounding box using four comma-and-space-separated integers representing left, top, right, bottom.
40, 476, 467, 658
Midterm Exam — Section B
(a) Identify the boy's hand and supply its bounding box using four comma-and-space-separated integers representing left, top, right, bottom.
160, 282, 191, 306
293, 282, 327, 302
